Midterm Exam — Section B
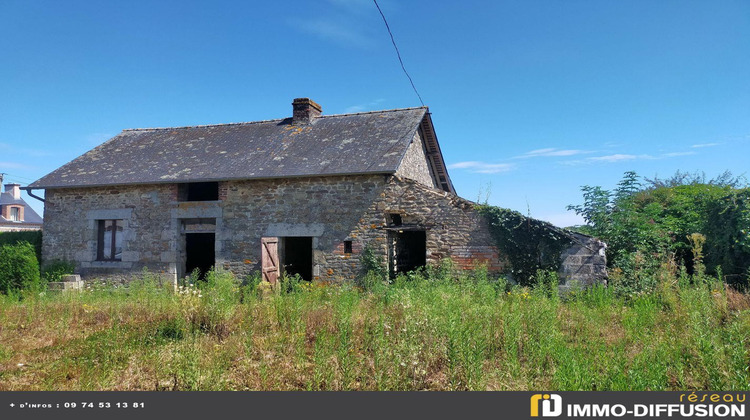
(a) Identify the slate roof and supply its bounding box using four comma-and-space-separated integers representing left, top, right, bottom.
0, 192, 43, 225
30, 107, 437, 189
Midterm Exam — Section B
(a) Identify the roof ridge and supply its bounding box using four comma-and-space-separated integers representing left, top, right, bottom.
122, 119, 285, 132
121, 106, 428, 132
319, 106, 427, 119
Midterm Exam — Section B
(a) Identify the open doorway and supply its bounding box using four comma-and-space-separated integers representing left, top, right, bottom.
185, 232, 215, 279
389, 230, 426, 277
282, 237, 313, 281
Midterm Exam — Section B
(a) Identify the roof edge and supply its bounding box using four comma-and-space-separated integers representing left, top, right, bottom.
28, 171, 398, 190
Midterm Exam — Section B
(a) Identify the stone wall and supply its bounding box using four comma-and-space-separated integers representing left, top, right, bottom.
219, 175, 389, 280
219, 175, 512, 281
43, 184, 176, 282
394, 130, 438, 189
369, 178, 507, 274
559, 233, 608, 289
43, 175, 606, 286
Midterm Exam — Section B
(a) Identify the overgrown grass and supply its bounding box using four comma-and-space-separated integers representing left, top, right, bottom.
1, 268, 748, 390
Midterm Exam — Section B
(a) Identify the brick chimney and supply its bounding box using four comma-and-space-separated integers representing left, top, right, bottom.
292, 98, 322, 125
4, 183, 21, 200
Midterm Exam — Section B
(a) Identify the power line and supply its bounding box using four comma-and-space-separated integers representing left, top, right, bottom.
4, 173, 35, 182
372, 0, 425, 107
4, 178, 29, 185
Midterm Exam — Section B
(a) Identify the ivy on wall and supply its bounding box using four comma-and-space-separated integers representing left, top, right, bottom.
476, 204, 573, 286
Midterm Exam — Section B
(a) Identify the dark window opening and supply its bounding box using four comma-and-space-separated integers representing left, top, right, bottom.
10, 207, 20, 221
97, 219, 123, 261
344, 240, 353, 254
389, 230, 426, 278
282, 237, 313, 281
389, 213, 402, 226
185, 232, 215, 280
178, 182, 219, 202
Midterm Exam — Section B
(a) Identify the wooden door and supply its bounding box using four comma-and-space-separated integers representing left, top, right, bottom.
261, 237, 280, 284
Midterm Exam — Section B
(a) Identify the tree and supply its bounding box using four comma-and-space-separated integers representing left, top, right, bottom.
568, 171, 750, 281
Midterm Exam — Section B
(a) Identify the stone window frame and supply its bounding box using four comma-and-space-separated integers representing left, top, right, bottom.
86, 209, 133, 268
96, 219, 124, 261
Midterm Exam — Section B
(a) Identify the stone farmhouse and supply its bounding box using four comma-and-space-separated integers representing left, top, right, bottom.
0, 180, 43, 232
28, 98, 606, 285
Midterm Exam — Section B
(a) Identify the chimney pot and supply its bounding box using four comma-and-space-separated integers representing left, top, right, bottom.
292, 98, 322, 124
4, 184, 21, 200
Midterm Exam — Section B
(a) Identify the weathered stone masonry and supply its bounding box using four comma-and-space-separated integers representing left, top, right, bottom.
43, 175, 500, 282
36, 100, 606, 286
43, 185, 175, 280
44, 175, 603, 285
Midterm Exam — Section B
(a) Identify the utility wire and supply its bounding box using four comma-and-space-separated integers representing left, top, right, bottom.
4, 173, 35, 182
373, 0, 425, 107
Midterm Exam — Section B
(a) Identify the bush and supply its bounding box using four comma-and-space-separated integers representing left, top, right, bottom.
0, 241, 41, 293
568, 171, 750, 279
41, 260, 76, 282
0, 230, 42, 264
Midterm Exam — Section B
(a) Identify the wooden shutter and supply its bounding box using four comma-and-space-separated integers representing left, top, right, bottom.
261, 237, 280, 284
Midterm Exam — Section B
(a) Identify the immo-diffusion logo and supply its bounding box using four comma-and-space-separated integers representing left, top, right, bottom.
531, 394, 563, 417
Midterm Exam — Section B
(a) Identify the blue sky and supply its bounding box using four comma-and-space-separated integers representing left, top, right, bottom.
2, 0, 749, 226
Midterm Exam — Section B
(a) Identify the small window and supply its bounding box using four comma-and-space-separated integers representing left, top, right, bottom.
178, 182, 219, 201
344, 241, 353, 254
97, 220, 123, 261
389, 213, 402, 226
10, 207, 20, 222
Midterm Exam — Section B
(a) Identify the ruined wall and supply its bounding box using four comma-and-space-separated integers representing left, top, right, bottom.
370, 178, 505, 274
559, 233, 608, 289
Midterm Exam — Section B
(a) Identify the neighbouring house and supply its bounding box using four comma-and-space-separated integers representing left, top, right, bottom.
0, 182, 43, 232
28, 98, 606, 286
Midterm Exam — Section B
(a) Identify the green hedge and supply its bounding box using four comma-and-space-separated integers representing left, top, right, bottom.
0, 230, 42, 264
0, 241, 41, 293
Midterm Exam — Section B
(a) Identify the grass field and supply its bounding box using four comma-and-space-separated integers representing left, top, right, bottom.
1, 269, 749, 391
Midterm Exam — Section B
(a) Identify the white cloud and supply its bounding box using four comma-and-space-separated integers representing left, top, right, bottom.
517, 148, 592, 158
562, 153, 654, 165
344, 98, 386, 114
563, 150, 699, 165
588, 154, 651, 162
690, 142, 721, 148
662, 151, 697, 157
447, 161, 515, 174
524, 148, 556, 155
288, 17, 373, 48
